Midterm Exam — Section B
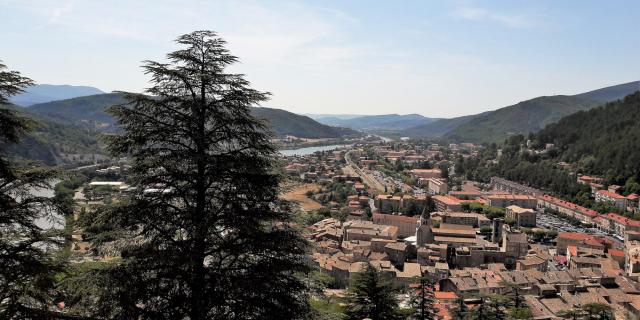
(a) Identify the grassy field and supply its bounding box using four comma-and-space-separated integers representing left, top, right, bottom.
280, 183, 323, 211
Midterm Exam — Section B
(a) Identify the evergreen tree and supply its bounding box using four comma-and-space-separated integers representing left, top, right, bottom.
344, 262, 400, 320
582, 303, 613, 320
408, 275, 437, 320
500, 280, 524, 309
450, 297, 469, 320
558, 309, 585, 320
0, 62, 61, 318
70, 31, 310, 319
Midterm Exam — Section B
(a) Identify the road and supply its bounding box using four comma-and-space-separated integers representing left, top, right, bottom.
344, 150, 386, 192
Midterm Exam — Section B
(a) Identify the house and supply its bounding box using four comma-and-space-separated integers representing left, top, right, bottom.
516, 255, 547, 272
487, 194, 537, 209
556, 232, 612, 253
434, 211, 490, 228
408, 168, 442, 179
592, 213, 640, 238
432, 195, 462, 212
372, 213, 419, 238
537, 195, 598, 223
595, 190, 627, 208
505, 205, 536, 227
426, 178, 448, 195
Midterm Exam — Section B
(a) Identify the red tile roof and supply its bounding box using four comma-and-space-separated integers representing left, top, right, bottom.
608, 249, 624, 257
435, 291, 458, 300
539, 195, 598, 218
597, 189, 626, 199
558, 232, 592, 241
599, 213, 640, 227
433, 195, 461, 205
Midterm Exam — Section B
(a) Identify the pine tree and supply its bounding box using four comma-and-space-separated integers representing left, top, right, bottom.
344, 262, 400, 320
69, 31, 310, 319
582, 303, 613, 320
0, 62, 61, 318
450, 297, 469, 320
408, 275, 437, 320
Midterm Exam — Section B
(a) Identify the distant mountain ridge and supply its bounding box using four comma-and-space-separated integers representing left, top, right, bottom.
27, 93, 357, 139
316, 113, 440, 131
401, 80, 640, 143
10, 84, 104, 106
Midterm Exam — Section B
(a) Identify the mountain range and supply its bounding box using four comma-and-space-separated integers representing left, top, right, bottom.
26, 93, 357, 139
314, 114, 441, 131
2, 91, 360, 166
10, 84, 105, 106
5, 80, 639, 167
401, 80, 640, 143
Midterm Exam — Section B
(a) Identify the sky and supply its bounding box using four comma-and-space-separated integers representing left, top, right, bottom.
1, 0, 639, 118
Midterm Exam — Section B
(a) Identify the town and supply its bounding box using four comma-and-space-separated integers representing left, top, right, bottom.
59, 138, 640, 319
2, 3, 639, 319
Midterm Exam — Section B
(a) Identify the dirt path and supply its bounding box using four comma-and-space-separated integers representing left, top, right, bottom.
280, 183, 323, 211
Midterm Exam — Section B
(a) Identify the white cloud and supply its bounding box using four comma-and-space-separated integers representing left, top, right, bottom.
452, 6, 539, 28
47, 0, 73, 24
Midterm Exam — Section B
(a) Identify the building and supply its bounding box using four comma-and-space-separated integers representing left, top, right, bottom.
408, 169, 442, 179
490, 177, 543, 197
626, 240, 640, 277
431, 224, 480, 248
505, 205, 536, 227
372, 213, 419, 238
432, 195, 463, 212
516, 255, 547, 272
434, 211, 490, 228
556, 232, 612, 253
426, 178, 448, 195
537, 195, 598, 223
342, 220, 398, 242
487, 194, 537, 209
502, 230, 528, 261
376, 194, 402, 213
595, 190, 627, 208
592, 213, 640, 239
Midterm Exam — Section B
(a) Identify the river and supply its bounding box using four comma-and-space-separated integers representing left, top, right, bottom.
29, 181, 65, 230
280, 144, 350, 156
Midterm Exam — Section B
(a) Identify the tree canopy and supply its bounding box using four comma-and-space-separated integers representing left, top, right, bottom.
65, 31, 310, 319
0, 61, 62, 318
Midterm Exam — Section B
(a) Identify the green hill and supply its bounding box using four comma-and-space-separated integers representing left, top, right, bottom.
535, 91, 640, 183
29, 93, 126, 132
401, 81, 639, 143
444, 95, 600, 143
251, 107, 358, 138
1, 104, 101, 166
28, 93, 357, 138
400, 113, 484, 138
575, 80, 639, 103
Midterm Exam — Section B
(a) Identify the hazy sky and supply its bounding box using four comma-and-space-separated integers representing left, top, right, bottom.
1, 0, 638, 117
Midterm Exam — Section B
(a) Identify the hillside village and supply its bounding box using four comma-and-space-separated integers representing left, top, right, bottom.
2, 2, 640, 318
59, 138, 640, 320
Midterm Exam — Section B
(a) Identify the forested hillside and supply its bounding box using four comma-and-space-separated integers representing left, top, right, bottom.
402, 81, 639, 142
29, 93, 126, 132
1, 104, 101, 166
444, 95, 600, 143
29, 93, 357, 138
535, 91, 640, 184
251, 107, 358, 138
456, 91, 640, 214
